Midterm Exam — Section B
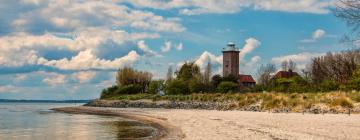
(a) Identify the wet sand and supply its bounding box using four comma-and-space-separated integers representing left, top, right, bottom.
54, 106, 360, 140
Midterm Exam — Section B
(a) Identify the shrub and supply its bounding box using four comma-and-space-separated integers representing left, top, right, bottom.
165, 79, 189, 95
189, 79, 206, 93
319, 80, 338, 92
100, 85, 119, 99
331, 97, 354, 108
148, 80, 164, 94
217, 81, 238, 93
114, 84, 143, 95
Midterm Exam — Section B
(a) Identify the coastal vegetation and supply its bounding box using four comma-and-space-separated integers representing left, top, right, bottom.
101, 49, 360, 97
98, 49, 360, 113
97, 1, 360, 113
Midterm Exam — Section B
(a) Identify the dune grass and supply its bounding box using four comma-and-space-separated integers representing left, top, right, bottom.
102, 91, 359, 110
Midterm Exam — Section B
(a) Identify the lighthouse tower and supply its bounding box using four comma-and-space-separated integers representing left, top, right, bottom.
222, 42, 240, 77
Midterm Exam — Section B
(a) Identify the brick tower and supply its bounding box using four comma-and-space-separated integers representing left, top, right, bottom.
222, 42, 240, 77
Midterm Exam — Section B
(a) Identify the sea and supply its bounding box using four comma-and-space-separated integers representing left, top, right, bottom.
0, 101, 158, 140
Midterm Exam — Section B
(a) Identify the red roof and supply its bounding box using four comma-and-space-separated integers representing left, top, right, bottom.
273, 70, 300, 79
238, 75, 256, 83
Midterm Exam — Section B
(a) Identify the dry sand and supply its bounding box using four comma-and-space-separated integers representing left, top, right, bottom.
54, 106, 360, 140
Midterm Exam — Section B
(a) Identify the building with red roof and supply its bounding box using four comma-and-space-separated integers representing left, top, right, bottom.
272, 69, 300, 80
238, 74, 256, 87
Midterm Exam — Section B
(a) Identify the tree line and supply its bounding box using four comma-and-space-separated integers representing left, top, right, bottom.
257, 49, 360, 92
101, 61, 245, 98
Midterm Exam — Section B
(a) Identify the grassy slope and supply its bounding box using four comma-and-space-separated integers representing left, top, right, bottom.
102, 92, 360, 112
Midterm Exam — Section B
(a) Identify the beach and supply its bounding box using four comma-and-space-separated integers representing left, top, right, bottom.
54, 106, 360, 140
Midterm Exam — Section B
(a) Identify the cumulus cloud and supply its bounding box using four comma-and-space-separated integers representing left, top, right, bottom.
239, 38, 261, 62
38, 49, 140, 70
176, 43, 184, 51
72, 71, 96, 83
42, 73, 66, 86
0, 28, 160, 70
240, 56, 262, 75
194, 51, 223, 74
122, 0, 333, 15
137, 40, 161, 57
161, 41, 183, 53
0, 85, 19, 93
161, 41, 172, 52
300, 29, 327, 43
14, 74, 28, 82
312, 29, 326, 39
271, 52, 324, 70
10, 0, 185, 33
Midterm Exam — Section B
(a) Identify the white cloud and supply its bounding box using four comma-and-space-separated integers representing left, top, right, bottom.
14, 0, 185, 33
239, 38, 261, 62
252, 0, 332, 14
122, 0, 333, 15
39, 49, 140, 70
0, 28, 159, 69
312, 29, 326, 40
161, 41, 183, 52
14, 74, 28, 82
241, 56, 262, 75
194, 51, 223, 74
42, 73, 66, 86
161, 41, 172, 52
72, 71, 96, 83
0, 85, 19, 93
300, 29, 327, 43
176, 43, 184, 51
271, 52, 324, 70
137, 40, 161, 57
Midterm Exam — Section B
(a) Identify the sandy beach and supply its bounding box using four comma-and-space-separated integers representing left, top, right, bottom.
54, 106, 360, 140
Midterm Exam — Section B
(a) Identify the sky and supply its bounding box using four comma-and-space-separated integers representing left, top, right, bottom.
0, 0, 355, 100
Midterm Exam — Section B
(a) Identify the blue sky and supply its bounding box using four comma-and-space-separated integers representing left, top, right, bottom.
0, 0, 355, 100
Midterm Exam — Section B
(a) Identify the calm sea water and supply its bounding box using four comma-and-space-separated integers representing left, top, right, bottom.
0, 103, 157, 140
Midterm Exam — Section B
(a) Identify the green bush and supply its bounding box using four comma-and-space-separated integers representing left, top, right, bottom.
217, 81, 238, 93
165, 79, 189, 95
319, 80, 338, 92
148, 80, 164, 94
100, 85, 119, 99
189, 79, 206, 93
114, 84, 143, 95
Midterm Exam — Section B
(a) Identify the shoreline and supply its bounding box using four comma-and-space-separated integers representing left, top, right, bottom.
52, 106, 184, 140
53, 106, 360, 140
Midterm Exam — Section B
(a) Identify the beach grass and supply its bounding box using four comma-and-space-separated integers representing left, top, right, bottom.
101, 91, 360, 111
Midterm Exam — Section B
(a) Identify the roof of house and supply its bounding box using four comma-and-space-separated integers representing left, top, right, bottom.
238, 74, 256, 83
273, 70, 300, 79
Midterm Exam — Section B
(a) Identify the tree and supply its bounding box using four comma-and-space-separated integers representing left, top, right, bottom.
204, 62, 212, 84
281, 60, 296, 71
222, 74, 238, 83
334, 0, 360, 43
217, 81, 238, 93
116, 67, 152, 93
349, 67, 360, 90
166, 66, 173, 81
289, 60, 297, 71
165, 79, 189, 95
257, 63, 276, 88
211, 74, 223, 88
175, 62, 201, 82
148, 80, 164, 94
189, 78, 205, 93
310, 50, 360, 85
